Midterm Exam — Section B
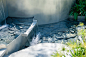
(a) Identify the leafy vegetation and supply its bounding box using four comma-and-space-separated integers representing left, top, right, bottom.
69, 0, 86, 20
51, 22, 86, 57
51, 51, 65, 57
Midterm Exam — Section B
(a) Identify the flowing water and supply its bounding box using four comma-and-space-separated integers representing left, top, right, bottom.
0, 18, 32, 45
0, 0, 8, 30
30, 32, 41, 46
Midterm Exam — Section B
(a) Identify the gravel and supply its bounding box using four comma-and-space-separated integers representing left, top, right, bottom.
37, 19, 80, 44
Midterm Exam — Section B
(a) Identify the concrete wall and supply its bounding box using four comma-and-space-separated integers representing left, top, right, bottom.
7, 0, 75, 25
0, 0, 8, 23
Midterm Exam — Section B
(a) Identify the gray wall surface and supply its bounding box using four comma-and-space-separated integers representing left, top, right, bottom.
0, 0, 75, 24
0, 0, 8, 23
7, 0, 75, 25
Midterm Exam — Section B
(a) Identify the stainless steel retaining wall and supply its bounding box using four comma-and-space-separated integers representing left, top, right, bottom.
7, 0, 75, 25
0, 0, 8, 23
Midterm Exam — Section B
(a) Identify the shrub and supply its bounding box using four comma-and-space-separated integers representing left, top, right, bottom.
51, 22, 86, 57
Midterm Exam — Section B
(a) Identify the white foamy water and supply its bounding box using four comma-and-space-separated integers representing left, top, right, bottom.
30, 32, 41, 46
0, 24, 8, 30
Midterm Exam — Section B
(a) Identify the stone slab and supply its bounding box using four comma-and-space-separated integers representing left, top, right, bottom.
5, 43, 71, 57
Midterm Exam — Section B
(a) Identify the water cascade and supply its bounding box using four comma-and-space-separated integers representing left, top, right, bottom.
30, 32, 41, 46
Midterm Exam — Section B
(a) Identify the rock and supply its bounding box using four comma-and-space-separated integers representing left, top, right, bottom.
10, 34, 14, 36
53, 38, 57, 41
8, 31, 14, 34
69, 28, 76, 33
66, 33, 76, 38
38, 39, 42, 43
43, 37, 48, 41
42, 41, 48, 43
8, 28, 14, 31
0, 39, 3, 41
0, 44, 6, 49
19, 26, 23, 29
52, 41, 55, 43
48, 37, 52, 43
54, 34, 63, 39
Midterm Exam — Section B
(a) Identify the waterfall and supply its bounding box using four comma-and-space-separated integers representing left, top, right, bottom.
30, 32, 41, 46
0, 0, 8, 30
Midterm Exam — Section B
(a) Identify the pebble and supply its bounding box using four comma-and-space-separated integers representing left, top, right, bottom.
65, 33, 76, 38
48, 37, 52, 43
0, 39, 3, 41
19, 26, 23, 29
37, 20, 81, 44
8, 31, 14, 34
43, 37, 48, 41
38, 40, 42, 43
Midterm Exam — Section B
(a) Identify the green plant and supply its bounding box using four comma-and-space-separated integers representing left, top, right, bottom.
69, 22, 86, 57
70, 47, 86, 57
74, 13, 78, 21
77, 22, 86, 41
66, 40, 78, 49
66, 40, 86, 57
51, 22, 86, 57
51, 51, 65, 57
69, 0, 86, 20
62, 47, 66, 51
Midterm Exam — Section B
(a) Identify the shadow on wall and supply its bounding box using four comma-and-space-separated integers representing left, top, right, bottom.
7, 0, 75, 25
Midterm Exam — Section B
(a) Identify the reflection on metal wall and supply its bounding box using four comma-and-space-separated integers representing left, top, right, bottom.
7, 0, 75, 25
0, 0, 4, 23
0, 0, 8, 23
